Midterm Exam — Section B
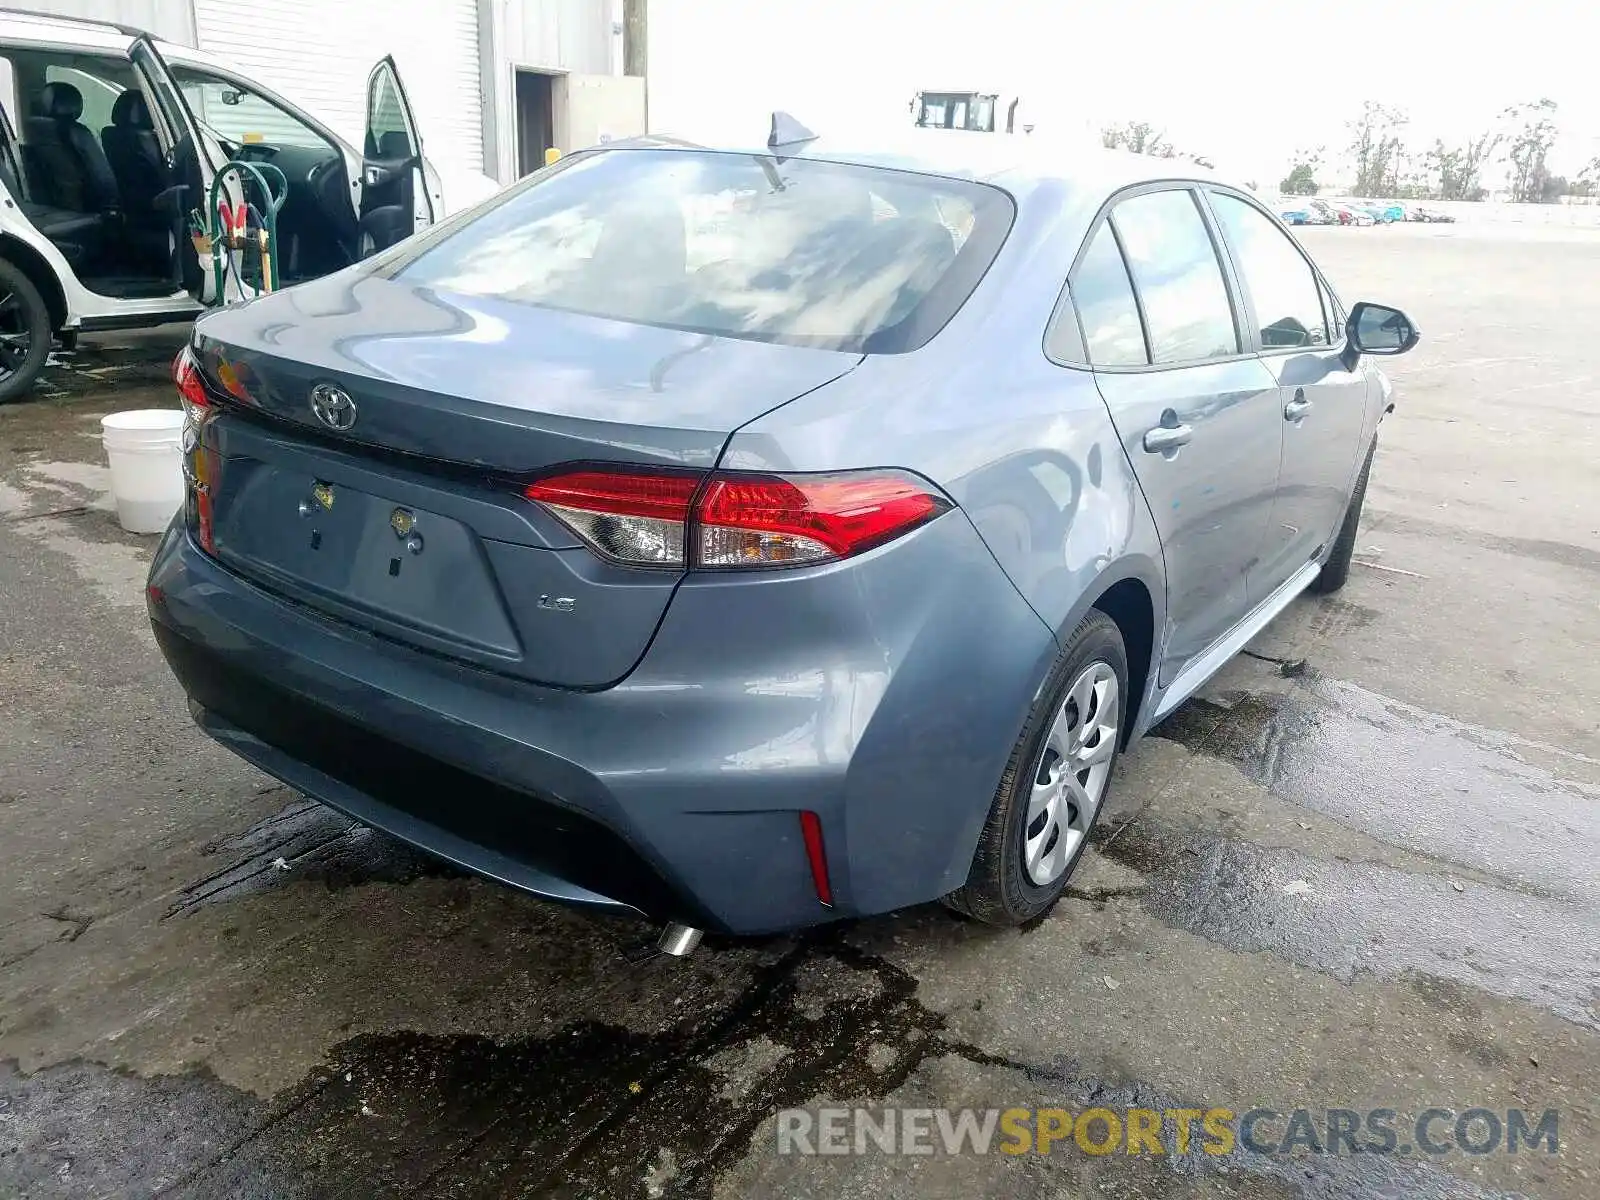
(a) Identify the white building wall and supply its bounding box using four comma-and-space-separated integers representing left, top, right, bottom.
11, 0, 197, 44
193, 0, 486, 176
498, 0, 616, 73
482, 0, 621, 181
25, 0, 630, 184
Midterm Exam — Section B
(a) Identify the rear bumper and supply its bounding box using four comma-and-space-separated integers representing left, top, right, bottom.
146, 512, 1056, 934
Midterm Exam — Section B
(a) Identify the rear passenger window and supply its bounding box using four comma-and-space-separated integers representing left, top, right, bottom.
1065, 222, 1146, 366
1111, 189, 1239, 364
1210, 193, 1329, 348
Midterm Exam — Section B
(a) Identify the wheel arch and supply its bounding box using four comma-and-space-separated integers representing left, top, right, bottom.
1090, 575, 1156, 747
0, 235, 68, 331
1038, 556, 1163, 747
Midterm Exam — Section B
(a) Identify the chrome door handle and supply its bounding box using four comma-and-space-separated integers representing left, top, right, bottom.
1284, 389, 1312, 421
1143, 423, 1193, 454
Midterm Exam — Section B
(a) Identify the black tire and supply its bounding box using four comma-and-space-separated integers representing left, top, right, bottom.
945, 610, 1128, 926
0, 258, 52, 406
1311, 439, 1375, 594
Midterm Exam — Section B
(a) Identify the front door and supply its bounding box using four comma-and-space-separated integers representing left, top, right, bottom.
1072, 186, 1283, 685
1204, 188, 1370, 602
360, 56, 435, 254
129, 36, 232, 303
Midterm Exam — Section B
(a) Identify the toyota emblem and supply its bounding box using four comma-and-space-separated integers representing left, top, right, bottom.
310, 383, 357, 431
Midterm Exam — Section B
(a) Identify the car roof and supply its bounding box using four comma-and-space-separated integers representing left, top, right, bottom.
0, 9, 234, 68
0, 9, 139, 52
607, 124, 1233, 199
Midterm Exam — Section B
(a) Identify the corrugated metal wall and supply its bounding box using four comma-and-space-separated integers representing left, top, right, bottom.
497, 0, 614, 73
192, 0, 485, 175
486, 0, 618, 180
15, 0, 628, 184
12, 0, 196, 44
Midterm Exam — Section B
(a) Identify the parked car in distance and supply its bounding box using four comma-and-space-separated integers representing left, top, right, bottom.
1305, 198, 1341, 225
0, 10, 499, 404
148, 124, 1419, 945
1278, 200, 1311, 224
1410, 205, 1456, 223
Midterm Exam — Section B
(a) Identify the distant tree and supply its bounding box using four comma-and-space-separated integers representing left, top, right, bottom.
1281, 163, 1319, 195
1101, 121, 1174, 157
1347, 102, 1408, 196
1539, 175, 1570, 203
1576, 156, 1600, 197
1391, 149, 1432, 199
1425, 131, 1501, 201
1503, 99, 1559, 204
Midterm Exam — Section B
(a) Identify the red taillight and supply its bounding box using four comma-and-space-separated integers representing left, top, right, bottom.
524, 468, 949, 569
174, 345, 216, 554
799, 810, 833, 906
173, 345, 208, 418
698, 472, 945, 566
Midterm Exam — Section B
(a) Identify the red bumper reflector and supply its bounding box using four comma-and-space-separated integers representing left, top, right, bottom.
799, 810, 833, 907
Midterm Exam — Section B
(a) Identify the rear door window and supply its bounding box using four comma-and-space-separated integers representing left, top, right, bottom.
45, 63, 120, 133
384, 148, 1016, 354
1060, 222, 1147, 367
1109, 188, 1239, 364
1209, 191, 1330, 349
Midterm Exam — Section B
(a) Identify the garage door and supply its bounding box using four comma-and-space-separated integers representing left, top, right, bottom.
192, 0, 483, 176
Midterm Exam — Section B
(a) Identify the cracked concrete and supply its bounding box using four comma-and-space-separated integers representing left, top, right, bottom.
2, 229, 1598, 1197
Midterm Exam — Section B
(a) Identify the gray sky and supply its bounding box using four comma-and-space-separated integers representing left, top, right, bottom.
650, 0, 1600, 186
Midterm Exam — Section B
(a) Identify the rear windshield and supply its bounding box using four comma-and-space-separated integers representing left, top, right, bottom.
385, 148, 1015, 354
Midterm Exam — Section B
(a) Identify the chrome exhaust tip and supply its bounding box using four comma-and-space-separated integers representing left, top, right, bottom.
656, 923, 704, 957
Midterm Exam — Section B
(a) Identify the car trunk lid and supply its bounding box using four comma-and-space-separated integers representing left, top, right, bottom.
189, 273, 862, 688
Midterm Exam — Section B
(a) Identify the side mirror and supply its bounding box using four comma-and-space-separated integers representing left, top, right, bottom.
1346, 301, 1419, 357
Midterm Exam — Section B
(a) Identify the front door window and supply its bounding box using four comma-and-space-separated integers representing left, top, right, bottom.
168, 67, 334, 155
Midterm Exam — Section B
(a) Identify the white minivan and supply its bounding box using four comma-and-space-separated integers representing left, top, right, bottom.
0, 9, 497, 403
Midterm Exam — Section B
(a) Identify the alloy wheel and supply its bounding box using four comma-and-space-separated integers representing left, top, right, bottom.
0, 290, 34, 384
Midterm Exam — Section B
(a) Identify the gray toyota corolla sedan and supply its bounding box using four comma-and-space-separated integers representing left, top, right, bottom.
147, 121, 1417, 950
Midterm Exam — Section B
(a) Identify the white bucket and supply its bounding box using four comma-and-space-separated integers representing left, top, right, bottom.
101, 409, 187, 534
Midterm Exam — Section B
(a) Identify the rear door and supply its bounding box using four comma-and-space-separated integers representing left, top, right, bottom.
1063, 185, 1283, 685
1203, 187, 1369, 603
359, 56, 436, 254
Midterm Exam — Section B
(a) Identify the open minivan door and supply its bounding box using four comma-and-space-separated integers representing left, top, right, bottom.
129, 35, 240, 305
360, 56, 439, 255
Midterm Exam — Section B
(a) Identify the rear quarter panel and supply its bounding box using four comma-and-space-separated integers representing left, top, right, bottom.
719, 176, 1167, 703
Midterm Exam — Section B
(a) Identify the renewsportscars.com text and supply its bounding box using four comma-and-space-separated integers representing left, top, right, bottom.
776, 1106, 1559, 1158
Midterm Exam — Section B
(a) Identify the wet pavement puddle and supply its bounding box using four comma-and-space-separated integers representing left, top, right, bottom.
1115, 673, 1600, 1031
2, 941, 955, 1198
166, 795, 461, 919
1151, 675, 1600, 904
1, 937, 1518, 1200
1099, 822, 1600, 1030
